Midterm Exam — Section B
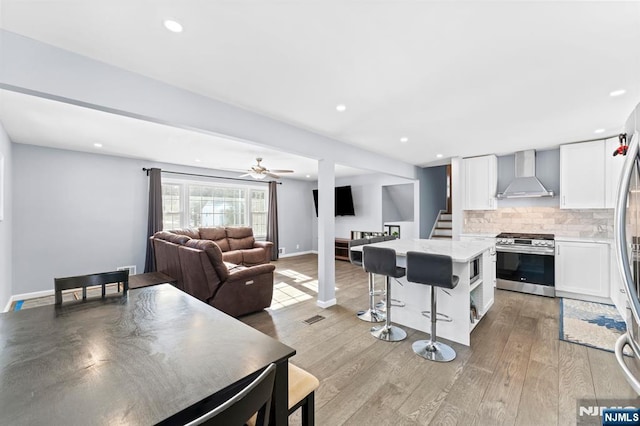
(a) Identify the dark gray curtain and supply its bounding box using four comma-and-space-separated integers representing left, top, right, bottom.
144, 168, 163, 272
266, 181, 279, 261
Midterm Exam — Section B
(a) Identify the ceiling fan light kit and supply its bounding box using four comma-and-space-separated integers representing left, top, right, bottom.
241, 157, 294, 180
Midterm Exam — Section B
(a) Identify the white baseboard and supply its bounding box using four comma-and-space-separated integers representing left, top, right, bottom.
317, 298, 337, 309
3, 289, 55, 312
3, 298, 13, 313
278, 250, 315, 259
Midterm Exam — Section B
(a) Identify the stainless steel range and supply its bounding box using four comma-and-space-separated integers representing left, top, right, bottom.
495, 232, 556, 297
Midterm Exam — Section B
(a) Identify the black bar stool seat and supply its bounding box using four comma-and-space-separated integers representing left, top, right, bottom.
406, 251, 459, 362
363, 246, 407, 342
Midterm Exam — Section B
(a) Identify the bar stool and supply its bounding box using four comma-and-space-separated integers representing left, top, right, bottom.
363, 246, 407, 342
375, 235, 404, 312
406, 251, 459, 362
349, 238, 384, 323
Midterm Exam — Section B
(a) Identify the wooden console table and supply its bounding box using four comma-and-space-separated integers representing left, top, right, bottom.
335, 238, 351, 261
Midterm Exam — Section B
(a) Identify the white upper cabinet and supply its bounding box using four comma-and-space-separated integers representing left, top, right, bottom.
463, 155, 497, 210
605, 138, 627, 209
559, 141, 605, 209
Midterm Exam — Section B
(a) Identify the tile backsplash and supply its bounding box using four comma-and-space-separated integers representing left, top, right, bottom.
464, 207, 613, 239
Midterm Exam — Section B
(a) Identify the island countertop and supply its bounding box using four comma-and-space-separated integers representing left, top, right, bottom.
351, 238, 493, 263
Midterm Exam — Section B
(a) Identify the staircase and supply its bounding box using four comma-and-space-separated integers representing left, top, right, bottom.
430, 211, 452, 239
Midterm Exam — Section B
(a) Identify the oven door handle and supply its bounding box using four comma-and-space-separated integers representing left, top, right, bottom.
495, 246, 555, 256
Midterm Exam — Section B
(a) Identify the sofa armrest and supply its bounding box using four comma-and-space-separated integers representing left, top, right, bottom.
226, 263, 276, 284
253, 241, 274, 263
254, 240, 273, 250
213, 263, 276, 317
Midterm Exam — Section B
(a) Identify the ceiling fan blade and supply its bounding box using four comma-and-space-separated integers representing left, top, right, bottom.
269, 169, 294, 173
265, 172, 281, 179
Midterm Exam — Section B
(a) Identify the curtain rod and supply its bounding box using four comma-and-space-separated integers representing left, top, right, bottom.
142, 168, 282, 184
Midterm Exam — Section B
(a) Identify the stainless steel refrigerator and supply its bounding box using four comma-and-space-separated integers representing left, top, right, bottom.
614, 131, 640, 394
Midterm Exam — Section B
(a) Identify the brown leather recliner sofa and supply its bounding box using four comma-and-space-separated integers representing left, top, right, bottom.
151, 227, 275, 317
164, 226, 273, 266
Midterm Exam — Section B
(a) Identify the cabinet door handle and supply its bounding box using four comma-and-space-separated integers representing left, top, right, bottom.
557, 246, 560, 256
562, 195, 566, 206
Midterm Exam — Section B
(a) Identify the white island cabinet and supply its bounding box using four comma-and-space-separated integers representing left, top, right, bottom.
352, 239, 494, 346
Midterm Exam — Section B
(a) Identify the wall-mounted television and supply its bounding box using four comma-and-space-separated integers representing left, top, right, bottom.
312, 186, 355, 216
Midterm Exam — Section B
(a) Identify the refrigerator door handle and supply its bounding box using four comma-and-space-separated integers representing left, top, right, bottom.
615, 132, 640, 326
614, 131, 640, 395
616, 333, 640, 394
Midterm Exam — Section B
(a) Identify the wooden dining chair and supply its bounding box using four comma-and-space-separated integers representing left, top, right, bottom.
287, 363, 320, 426
247, 363, 319, 426
54, 270, 129, 305
185, 363, 277, 426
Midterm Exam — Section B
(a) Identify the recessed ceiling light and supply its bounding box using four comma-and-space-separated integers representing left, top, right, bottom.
594, 128, 606, 134
610, 89, 626, 97
163, 19, 183, 33
336, 104, 346, 112
306, 175, 311, 178
400, 137, 409, 143
436, 154, 443, 158
195, 158, 201, 163
93, 143, 102, 148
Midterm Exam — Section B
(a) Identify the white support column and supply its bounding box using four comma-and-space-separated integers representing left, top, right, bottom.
317, 159, 336, 308
451, 157, 463, 240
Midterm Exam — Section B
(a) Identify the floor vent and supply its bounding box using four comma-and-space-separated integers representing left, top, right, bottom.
303, 315, 325, 325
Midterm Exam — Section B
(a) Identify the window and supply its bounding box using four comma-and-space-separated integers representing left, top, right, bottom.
162, 180, 268, 238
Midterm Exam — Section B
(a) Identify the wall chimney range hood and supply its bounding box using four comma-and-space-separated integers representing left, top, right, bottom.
497, 150, 554, 199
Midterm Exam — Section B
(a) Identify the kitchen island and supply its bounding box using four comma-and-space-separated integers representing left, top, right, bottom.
351, 238, 494, 346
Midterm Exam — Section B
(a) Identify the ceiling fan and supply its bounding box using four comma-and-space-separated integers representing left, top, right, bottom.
239, 157, 294, 179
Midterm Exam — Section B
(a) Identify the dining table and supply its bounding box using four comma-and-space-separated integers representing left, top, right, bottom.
0, 283, 295, 425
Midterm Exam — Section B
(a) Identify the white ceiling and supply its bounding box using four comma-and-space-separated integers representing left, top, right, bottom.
1, 1, 640, 166
0, 90, 364, 180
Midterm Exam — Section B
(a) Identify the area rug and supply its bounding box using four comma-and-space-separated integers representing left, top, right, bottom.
559, 298, 630, 355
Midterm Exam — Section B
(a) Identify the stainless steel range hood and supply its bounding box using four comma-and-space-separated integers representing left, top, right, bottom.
497, 150, 554, 199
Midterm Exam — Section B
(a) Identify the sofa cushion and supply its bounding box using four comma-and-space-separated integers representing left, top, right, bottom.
184, 239, 229, 282
226, 227, 256, 250
222, 250, 244, 265
166, 228, 201, 239
199, 227, 230, 252
153, 231, 191, 245
243, 247, 268, 266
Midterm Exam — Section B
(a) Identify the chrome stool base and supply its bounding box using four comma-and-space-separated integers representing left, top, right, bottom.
357, 309, 385, 323
371, 324, 407, 342
412, 339, 456, 362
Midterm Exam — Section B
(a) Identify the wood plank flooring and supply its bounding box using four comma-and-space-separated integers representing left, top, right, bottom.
241, 254, 640, 425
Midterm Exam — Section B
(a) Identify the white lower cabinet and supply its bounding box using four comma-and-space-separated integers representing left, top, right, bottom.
609, 244, 627, 318
555, 241, 609, 298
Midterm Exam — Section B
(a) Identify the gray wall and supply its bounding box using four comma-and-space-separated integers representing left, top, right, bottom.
273, 177, 315, 256
12, 144, 313, 295
419, 165, 447, 238
382, 183, 414, 222
497, 148, 560, 208
311, 173, 417, 249
0, 122, 12, 308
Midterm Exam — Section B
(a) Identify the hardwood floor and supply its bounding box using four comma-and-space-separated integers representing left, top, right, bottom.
241, 254, 640, 425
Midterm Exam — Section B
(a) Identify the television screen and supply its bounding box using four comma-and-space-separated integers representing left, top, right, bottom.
312, 186, 355, 216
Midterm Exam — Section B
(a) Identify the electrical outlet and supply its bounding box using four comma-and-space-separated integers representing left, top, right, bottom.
296, 244, 300, 249
278, 247, 285, 255
117, 265, 137, 275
